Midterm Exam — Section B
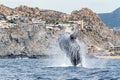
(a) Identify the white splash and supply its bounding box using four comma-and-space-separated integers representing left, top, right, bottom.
47, 35, 107, 68
46, 37, 72, 67
79, 42, 107, 68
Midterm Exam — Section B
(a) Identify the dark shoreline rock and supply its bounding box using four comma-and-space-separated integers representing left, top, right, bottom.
0, 54, 49, 59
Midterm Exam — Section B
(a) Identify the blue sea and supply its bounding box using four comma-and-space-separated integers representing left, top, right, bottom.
0, 57, 120, 80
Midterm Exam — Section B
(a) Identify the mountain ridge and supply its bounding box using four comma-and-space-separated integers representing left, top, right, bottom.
99, 7, 120, 27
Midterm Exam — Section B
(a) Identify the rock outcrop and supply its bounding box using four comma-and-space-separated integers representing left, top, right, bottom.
15, 5, 69, 23
0, 23, 52, 58
70, 8, 120, 49
0, 5, 120, 58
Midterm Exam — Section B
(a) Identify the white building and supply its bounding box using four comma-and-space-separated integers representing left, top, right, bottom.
0, 23, 4, 28
6, 16, 12, 20
0, 20, 16, 28
12, 15, 20, 20
7, 15, 20, 20
31, 18, 46, 26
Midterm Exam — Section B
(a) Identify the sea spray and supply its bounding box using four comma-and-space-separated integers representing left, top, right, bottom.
46, 36, 72, 67
79, 42, 108, 68
47, 34, 107, 68
78, 42, 88, 67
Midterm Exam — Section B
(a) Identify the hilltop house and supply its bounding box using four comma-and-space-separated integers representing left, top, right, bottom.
109, 46, 120, 56
46, 25, 62, 31
6, 16, 12, 20
31, 18, 46, 26
68, 20, 84, 30
0, 20, 9, 28
0, 20, 16, 28
6, 15, 20, 20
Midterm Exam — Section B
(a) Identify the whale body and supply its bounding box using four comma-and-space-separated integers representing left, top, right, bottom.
58, 31, 81, 66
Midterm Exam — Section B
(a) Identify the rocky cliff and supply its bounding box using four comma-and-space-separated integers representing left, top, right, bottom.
0, 4, 69, 23
15, 5, 69, 23
0, 5, 120, 58
0, 23, 53, 58
70, 8, 120, 49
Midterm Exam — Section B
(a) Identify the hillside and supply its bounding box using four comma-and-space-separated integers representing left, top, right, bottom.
99, 7, 120, 27
70, 8, 120, 49
0, 4, 120, 58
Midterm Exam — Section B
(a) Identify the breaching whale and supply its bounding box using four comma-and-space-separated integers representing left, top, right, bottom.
58, 30, 81, 66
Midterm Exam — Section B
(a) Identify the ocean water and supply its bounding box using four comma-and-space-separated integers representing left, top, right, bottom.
0, 57, 120, 80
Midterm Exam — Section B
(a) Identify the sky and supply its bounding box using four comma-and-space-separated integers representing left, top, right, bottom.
0, 0, 120, 14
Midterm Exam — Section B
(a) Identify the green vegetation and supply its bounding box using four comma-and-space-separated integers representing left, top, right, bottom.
7, 19, 16, 23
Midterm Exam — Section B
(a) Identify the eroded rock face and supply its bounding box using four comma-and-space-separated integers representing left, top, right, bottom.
1, 5, 120, 57
0, 23, 52, 58
15, 5, 69, 23
70, 8, 120, 49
